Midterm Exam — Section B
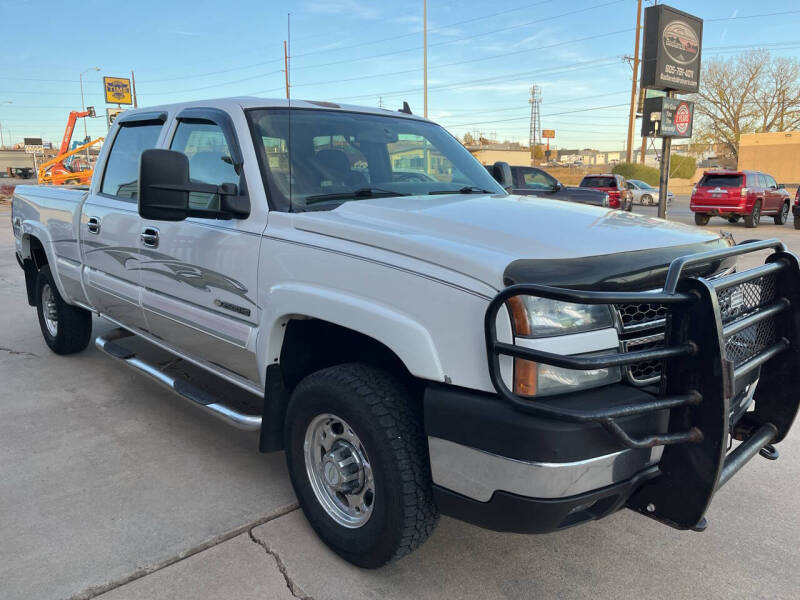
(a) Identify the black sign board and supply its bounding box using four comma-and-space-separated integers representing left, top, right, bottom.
641, 96, 694, 138
23, 137, 43, 146
640, 4, 702, 93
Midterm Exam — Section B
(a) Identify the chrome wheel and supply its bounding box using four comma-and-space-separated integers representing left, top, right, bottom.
41, 283, 58, 337
753, 204, 761, 224
304, 413, 375, 528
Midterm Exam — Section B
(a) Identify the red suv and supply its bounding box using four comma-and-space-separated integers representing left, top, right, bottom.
578, 174, 633, 211
690, 170, 790, 228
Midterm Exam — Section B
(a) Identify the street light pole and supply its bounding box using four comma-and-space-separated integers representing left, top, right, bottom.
79, 67, 100, 164
0, 101, 12, 150
423, 0, 428, 118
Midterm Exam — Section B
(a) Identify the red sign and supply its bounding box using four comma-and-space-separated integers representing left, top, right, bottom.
674, 102, 691, 135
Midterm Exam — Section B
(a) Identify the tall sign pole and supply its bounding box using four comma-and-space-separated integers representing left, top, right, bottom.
640, 4, 703, 219
131, 70, 138, 108
626, 0, 643, 164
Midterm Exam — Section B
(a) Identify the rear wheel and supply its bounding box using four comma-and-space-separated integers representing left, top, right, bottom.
774, 201, 789, 225
694, 213, 710, 226
35, 265, 92, 354
284, 363, 438, 568
744, 200, 761, 228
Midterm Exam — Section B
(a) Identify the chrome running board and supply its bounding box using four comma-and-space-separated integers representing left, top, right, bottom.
95, 328, 262, 431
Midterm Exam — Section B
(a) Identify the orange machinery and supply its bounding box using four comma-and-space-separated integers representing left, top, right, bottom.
38, 107, 104, 185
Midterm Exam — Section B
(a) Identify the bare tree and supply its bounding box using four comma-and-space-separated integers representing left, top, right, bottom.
693, 50, 800, 161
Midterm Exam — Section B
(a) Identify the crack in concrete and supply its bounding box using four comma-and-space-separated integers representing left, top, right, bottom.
0, 346, 38, 358
248, 527, 313, 600
67, 503, 300, 600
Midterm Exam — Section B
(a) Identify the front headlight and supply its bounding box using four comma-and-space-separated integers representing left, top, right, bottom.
507, 296, 619, 397
509, 296, 614, 338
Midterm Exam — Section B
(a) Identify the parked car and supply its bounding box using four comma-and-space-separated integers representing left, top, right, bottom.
11, 98, 800, 568
506, 165, 609, 207
579, 173, 633, 211
690, 170, 791, 228
626, 179, 673, 206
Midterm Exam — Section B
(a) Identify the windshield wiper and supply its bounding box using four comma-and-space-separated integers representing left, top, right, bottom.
428, 185, 495, 195
304, 187, 410, 205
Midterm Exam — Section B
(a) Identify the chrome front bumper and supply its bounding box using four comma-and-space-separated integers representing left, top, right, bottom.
429, 436, 662, 502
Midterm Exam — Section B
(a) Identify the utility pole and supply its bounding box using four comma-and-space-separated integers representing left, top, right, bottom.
625, 0, 643, 163
528, 85, 542, 163
131, 70, 138, 108
423, 0, 428, 118
79, 67, 100, 165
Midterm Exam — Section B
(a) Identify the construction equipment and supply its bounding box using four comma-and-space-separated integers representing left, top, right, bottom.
38, 137, 104, 185
38, 107, 103, 185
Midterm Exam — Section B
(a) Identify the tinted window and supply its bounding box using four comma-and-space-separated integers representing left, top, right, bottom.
520, 168, 557, 190
699, 174, 743, 188
580, 176, 616, 188
170, 120, 240, 210
764, 174, 777, 188
101, 123, 163, 199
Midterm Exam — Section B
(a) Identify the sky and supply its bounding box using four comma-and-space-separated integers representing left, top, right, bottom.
2, 0, 800, 151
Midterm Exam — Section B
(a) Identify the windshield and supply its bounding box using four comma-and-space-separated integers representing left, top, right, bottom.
629, 179, 653, 189
247, 108, 505, 211
699, 174, 743, 188
580, 176, 616, 188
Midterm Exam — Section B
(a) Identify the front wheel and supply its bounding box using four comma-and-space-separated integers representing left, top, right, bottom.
694, 213, 710, 226
745, 200, 761, 228
284, 363, 438, 568
794, 217, 800, 230
35, 265, 92, 354
774, 201, 789, 225
641, 194, 653, 206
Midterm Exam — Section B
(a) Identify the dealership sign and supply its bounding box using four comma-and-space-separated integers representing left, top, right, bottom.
640, 4, 703, 93
641, 96, 694, 138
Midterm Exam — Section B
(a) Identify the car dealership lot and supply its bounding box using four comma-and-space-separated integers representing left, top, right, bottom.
1, 197, 799, 600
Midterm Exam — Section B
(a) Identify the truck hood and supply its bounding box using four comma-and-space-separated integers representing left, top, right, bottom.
293, 193, 727, 291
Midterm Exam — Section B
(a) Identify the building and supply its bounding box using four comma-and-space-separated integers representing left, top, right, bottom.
738, 131, 800, 185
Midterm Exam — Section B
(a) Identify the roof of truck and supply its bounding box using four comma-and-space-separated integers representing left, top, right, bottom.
117, 97, 430, 122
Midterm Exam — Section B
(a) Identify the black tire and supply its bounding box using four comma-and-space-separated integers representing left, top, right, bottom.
35, 265, 92, 354
728, 216, 740, 223
774, 201, 789, 225
284, 363, 438, 568
694, 213, 710, 226
745, 200, 761, 228
641, 194, 653, 206
794, 218, 800, 230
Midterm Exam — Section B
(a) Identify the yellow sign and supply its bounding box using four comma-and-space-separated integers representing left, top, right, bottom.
103, 76, 133, 105
542, 129, 556, 139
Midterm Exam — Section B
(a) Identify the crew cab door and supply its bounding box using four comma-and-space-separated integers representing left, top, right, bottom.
138, 108, 263, 383
80, 112, 167, 331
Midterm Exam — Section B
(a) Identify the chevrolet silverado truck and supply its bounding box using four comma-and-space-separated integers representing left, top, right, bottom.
11, 98, 800, 568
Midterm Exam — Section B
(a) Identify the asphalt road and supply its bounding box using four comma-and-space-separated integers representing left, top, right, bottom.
1, 196, 799, 600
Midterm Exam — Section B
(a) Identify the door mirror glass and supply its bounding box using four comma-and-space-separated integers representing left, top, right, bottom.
490, 161, 513, 190
138, 149, 250, 221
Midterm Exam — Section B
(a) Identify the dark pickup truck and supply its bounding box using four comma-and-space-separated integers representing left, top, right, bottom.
506, 165, 610, 208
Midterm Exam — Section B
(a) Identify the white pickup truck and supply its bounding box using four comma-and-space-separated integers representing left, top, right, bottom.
11, 98, 800, 568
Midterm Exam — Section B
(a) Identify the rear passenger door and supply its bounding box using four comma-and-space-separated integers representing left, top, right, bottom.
138, 108, 264, 384
80, 112, 166, 331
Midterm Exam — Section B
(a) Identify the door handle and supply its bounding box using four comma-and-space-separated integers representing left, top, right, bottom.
87, 216, 101, 234
140, 227, 159, 248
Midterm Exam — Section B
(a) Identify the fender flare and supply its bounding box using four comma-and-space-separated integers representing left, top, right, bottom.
256, 282, 445, 386
19, 222, 74, 304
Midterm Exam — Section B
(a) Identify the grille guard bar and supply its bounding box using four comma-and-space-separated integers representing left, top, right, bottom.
484, 239, 800, 530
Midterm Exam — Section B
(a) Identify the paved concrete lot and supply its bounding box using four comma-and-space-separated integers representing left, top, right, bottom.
1, 197, 799, 599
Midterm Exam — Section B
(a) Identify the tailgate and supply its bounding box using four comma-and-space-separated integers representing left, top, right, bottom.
693, 174, 744, 207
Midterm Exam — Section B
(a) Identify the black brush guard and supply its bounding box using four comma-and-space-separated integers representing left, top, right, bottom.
485, 239, 800, 530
